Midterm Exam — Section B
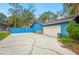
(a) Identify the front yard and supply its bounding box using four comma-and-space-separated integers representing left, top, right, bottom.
0, 31, 11, 41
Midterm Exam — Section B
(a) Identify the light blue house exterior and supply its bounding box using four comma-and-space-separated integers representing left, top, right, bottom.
60, 22, 69, 36
42, 17, 73, 36
43, 21, 69, 36
10, 16, 73, 36
31, 22, 43, 31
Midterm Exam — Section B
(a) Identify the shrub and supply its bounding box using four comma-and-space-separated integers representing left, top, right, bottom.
59, 36, 72, 48
67, 20, 79, 40
57, 33, 67, 38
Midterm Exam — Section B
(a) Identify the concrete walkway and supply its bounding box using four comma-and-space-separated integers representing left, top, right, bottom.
0, 33, 76, 55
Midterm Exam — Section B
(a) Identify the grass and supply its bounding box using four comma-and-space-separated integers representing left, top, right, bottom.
0, 31, 11, 41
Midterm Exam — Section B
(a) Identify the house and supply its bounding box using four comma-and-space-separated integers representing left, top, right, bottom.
0, 23, 9, 31
10, 15, 76, 36
29, 16, 73, 37
40, 16, 74, 38
10, 16, 73, 36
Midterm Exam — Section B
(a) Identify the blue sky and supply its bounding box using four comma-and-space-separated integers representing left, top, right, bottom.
0, 3, 63, 18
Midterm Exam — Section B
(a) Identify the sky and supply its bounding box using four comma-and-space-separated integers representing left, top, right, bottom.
0, 3, 63, 18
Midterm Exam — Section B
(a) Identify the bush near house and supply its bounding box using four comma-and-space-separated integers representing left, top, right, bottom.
0, 31, 11, 41
58, 35, 72, 48
67, 20, 79, 54
59, 36, 79, 54
59, 20, 79, 54
67, 20, 79, 40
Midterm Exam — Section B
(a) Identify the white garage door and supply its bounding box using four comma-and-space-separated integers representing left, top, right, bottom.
43, 25, 60, 38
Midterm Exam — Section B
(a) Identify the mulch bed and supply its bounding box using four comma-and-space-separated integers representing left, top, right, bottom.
72, 43, 79, 54
59, 40, 79, 54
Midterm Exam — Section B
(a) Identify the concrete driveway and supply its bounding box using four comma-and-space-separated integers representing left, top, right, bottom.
0, 33, 76, 55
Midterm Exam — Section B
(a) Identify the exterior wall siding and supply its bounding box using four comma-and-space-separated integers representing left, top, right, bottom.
61, 22, 69, 36
32, 23, 43, 31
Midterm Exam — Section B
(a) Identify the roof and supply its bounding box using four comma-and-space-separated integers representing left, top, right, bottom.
0, 23, 8, 26
31, 15, 75, 26
41, 16, 74, 26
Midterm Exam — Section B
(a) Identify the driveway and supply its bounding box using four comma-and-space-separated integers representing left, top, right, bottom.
0, 33, 76, 55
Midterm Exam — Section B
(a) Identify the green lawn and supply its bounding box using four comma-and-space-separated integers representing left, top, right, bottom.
0, 31, 11, 41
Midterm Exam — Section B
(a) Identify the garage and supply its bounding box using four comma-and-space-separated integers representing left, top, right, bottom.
42, 17, 73, 38
43, 24, 61, 38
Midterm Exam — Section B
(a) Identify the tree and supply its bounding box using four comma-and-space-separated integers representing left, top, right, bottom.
8, 3, 23, 27
39, 11, 58, 22
8, 3, 36, 28
7, 16, 22, 27
65, 3, 79, 41
0, 13, 7, 23
21, 9, 35, 27
64, 3, 79, 16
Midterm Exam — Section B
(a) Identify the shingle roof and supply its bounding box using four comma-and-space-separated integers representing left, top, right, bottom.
40, 16, 74, 25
